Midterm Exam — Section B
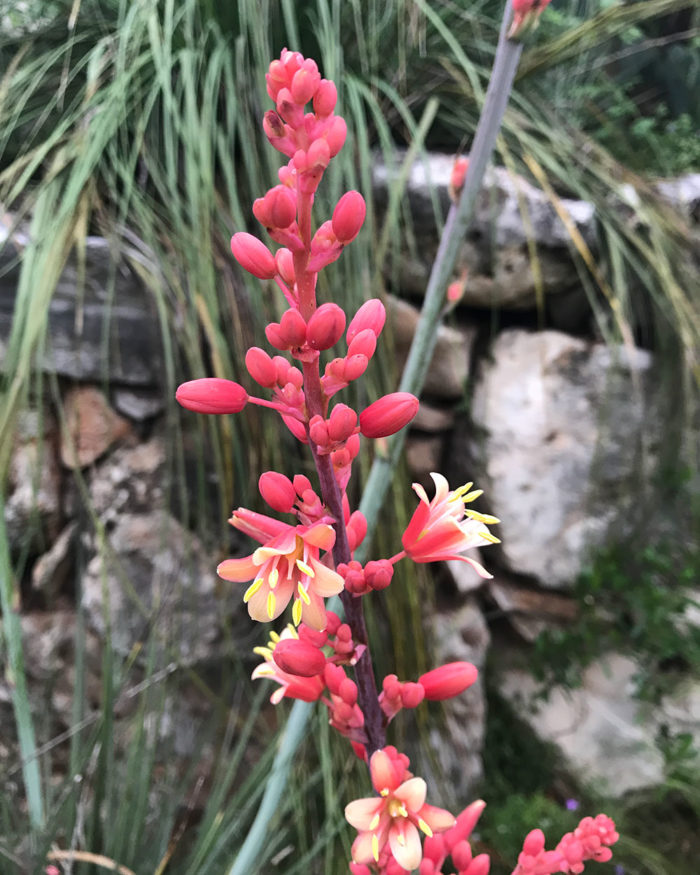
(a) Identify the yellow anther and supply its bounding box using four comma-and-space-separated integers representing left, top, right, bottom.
255, 665, 274, 677
449, 482, 473, 501
284, 623, 299, 638
253, 646, 273, 659
372, 834, 379, 862
267, 591, 276, 619
465, 510, 500, 525
396, 832, 406, 846
269, 567, 279, 589
369, 813, 381, 831
463, 489, 484, 502
244, 578, 264, 603
292, 598, 303, 626
380, 788, 389, 797
478, 530, 501, 543
270, 630, 281, 643
295, 559, 315, 577
297, 582, 311, 605
418, 818, 433, 837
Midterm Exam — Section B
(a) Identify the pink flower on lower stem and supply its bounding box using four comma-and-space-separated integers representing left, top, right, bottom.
217, 508, 344, 629
345, 748, 456, 872
402, 473, 500, 577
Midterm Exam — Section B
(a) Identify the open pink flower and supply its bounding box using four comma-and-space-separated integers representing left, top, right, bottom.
217, 508, 344, 629
345, 748, 455, 872
401, 473, 500, 577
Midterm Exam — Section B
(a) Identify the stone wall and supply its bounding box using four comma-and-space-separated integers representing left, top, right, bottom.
2, 161, 698, 800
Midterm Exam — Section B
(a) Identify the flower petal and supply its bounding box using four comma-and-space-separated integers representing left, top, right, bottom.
395, 777, 427, 813
389, 820, 422, 872
345, 798, 384, 831
217, 556, 258, 581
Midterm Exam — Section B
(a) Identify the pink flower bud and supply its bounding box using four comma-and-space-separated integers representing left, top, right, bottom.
464, 853, 490, 875
332, 191, 366, 243
359, 392, 419, 438
291, 67, 319, 105
265, 322, 286, 350
364, 559, 393, 591
446, 800, 486, 850
282, 413, 308, 443
258, 471, 296, 513
231, 232, 277, 279
326, 115, 347, 156
346, 331, 376, 364
309, 415, 330, 448
328, 404, 358, 443
347, 298, 386, 342
253, 185, 297, 229
418, 662, 478, 701
401, 681, 425, 709
263, 109, 286, 138
307, 302, 346, 350
522, 829, 545, 857
339, 677, 358, 705
313, 79, 337, 116
308, 137, 331, 171
273, 638, 326, 677
451, 841, 472, 871
245, 346, 277, 387
342, 354, 369, 382
279, 307, 307, 347
176, 378, 248, 414
346, 510, 367, 551
275, 247, 295, 285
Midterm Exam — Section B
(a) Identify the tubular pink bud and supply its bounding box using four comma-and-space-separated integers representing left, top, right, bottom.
451, 841, 473, 871
446, 800, 487, 850
265, 322, 287, 350
307, 137, 331, 171
347, 299, 386, 342
401, 682, 425, 709
291, 67, 319, 105
279, 308, 307, 347
275, 248, 295, 285
253, 185, 297, 229
332, 191, 366, 243
342, 354, 369, 382
176, 378, 248, 414
339, 677, 358, 705
313, 79, 337, 116
258, 471, 297, 513
522, 829, 545, 857
328, 404, 358, 443
273, 638, 326, 677
347, 328, 377, 359
245, 346, 278, 387
418, 662, 478, 701
464, 854, 490, 875
326, 115, 347, 156
364, 559, 393, 591
263, 109, 286, 138
306, 302, 346, 351
359, 392, 419, 438
309, 415, 330, 448
231, 232, 277, 279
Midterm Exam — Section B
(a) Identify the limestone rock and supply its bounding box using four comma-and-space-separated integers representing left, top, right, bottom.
412, 402, 455, 433
81, 510, 247, 665
405, 434, 443, 482
386, 294, 471, 399
113, 387, 165, 421
86, 436, 166, 524
488, 578, 578, 641
60, 386, 131, 469
0, 232, 165, 385
418, 598, 490, 803
498, 654, 665, 796
31, 522, 76, 598
460, 329, 659, 588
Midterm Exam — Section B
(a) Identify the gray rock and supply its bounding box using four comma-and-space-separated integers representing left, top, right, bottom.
0, 231, 164, 385
31, 522, 77, 598
460, 329, 660, 588
405, 434, 443, 483
418, 598, 490, 804
386, 294, 470, 399
81, 510, 246, 665
113, 387, 165, 421
374, 155, 597, 250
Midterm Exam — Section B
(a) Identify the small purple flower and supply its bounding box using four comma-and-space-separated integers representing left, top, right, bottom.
565, 798, 580, 811
614, 866, 625, 875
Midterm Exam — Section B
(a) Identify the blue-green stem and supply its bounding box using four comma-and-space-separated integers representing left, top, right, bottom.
228, 7, 522, 872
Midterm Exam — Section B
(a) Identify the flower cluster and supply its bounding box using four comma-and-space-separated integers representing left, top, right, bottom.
176, 48, 618, 875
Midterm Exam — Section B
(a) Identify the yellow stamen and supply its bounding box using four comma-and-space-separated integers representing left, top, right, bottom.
465, 510, 500, 524
284, 624, 299, 638
418, 818, 433, 837
369, 813, 381, 831
269, 567, 279, 589
253, 646, 273, 659
478, 530, 501, 543
297, 582, 311, 605
380, 788, 389, 797
296, 559, 315, 577
255, 665, 274, 677
244, 578, 264, 603
372, 834, 379, 862
270, 631, 281, 643
463, 489, 483, 502
449, 482, 473, 501
396, 832, 406, 846
267, 591, 276, 619
292, 598, 303, 626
